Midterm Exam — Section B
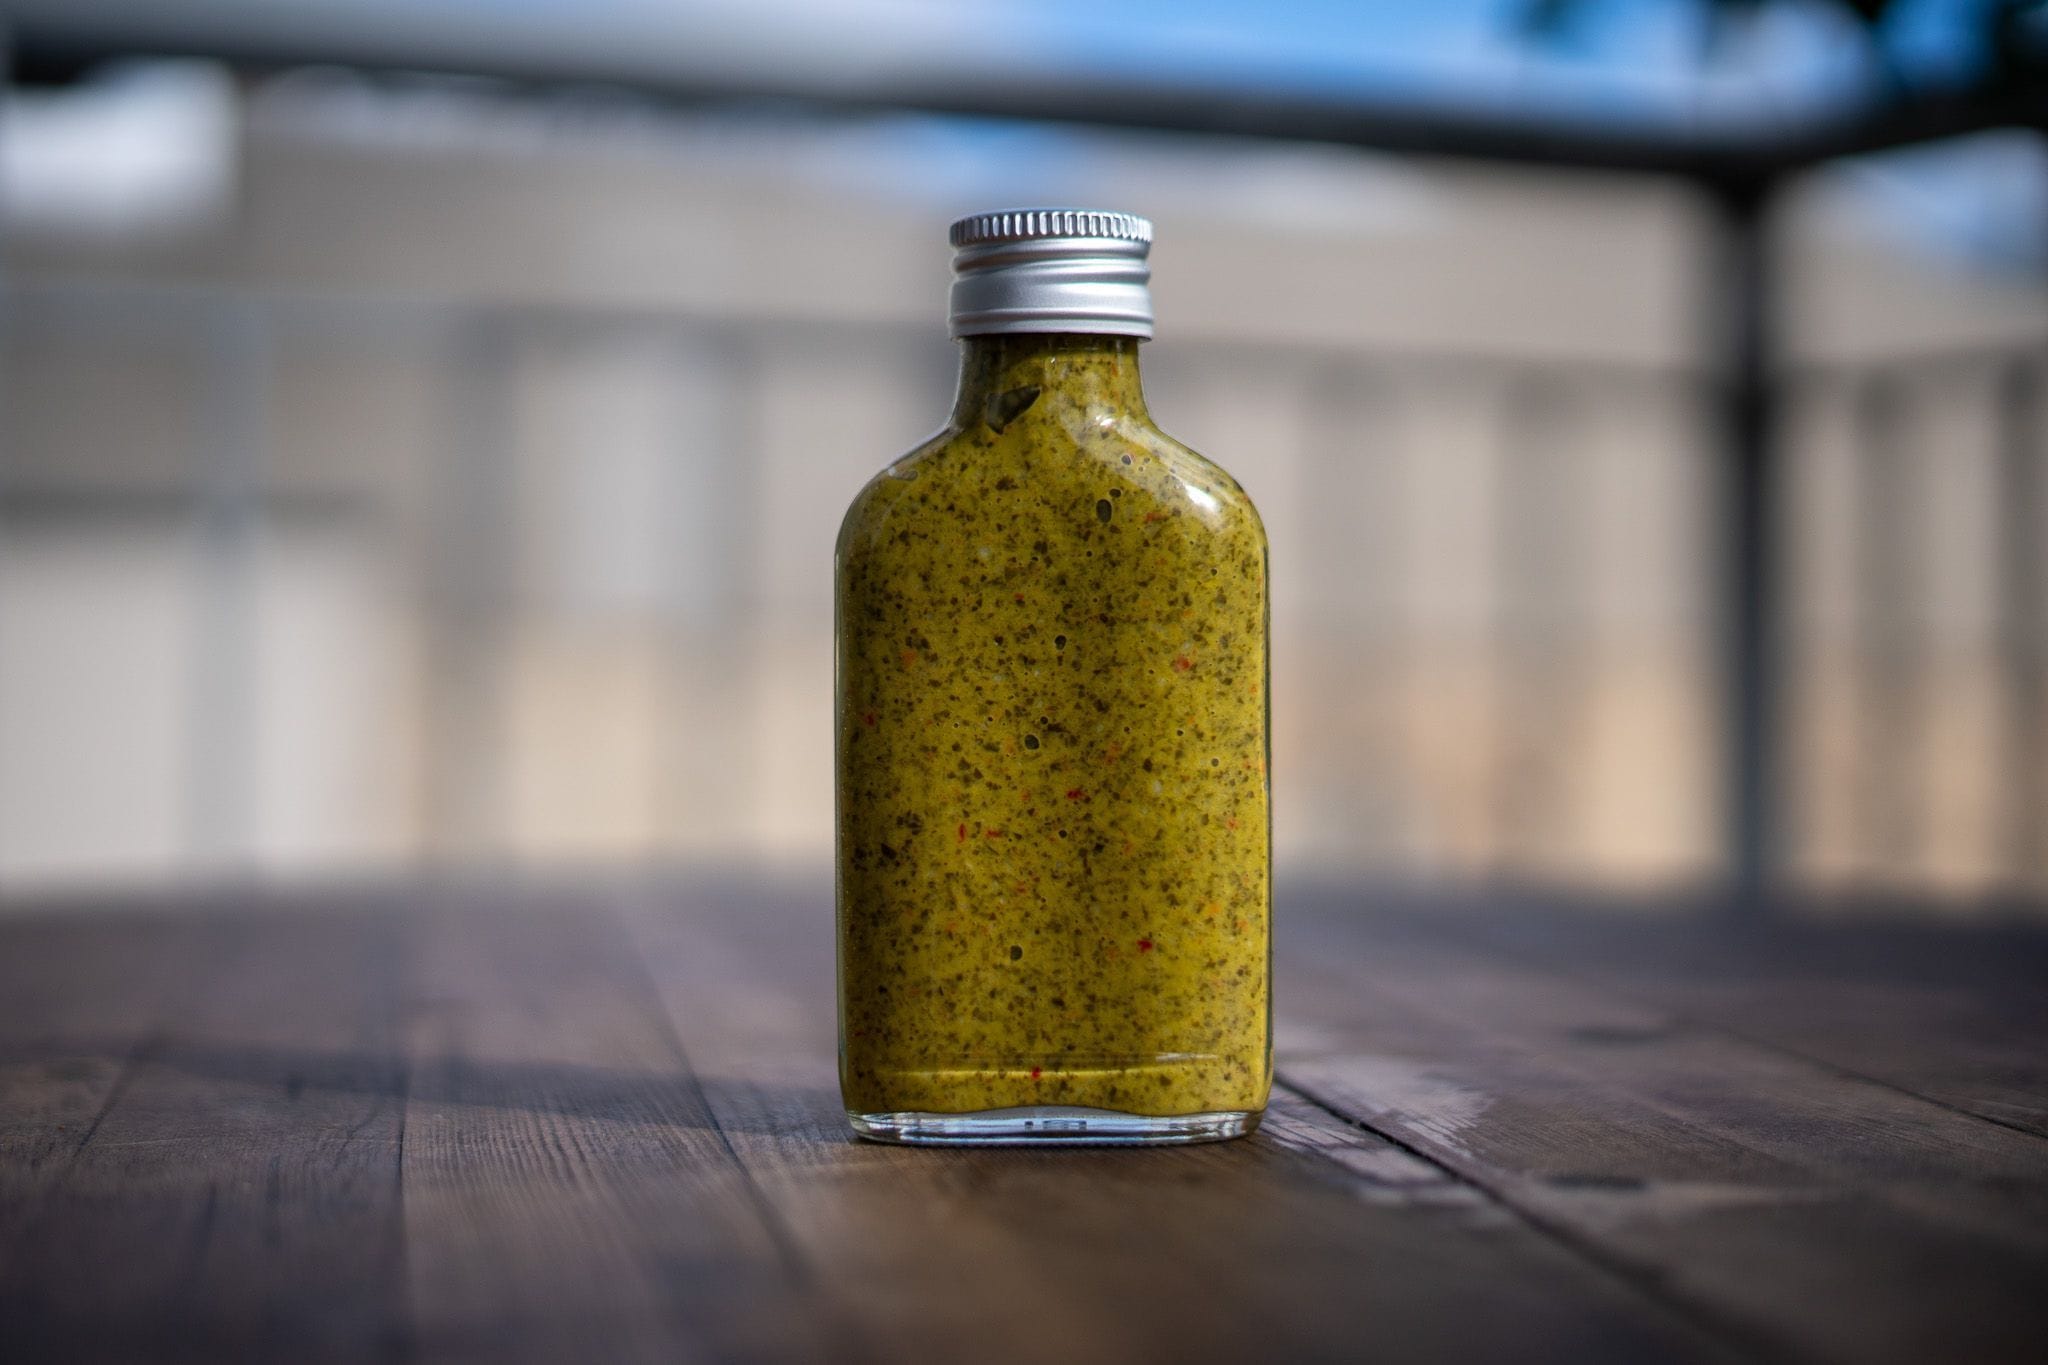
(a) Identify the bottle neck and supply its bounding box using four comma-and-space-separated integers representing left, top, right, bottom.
950, 333, 1150, 428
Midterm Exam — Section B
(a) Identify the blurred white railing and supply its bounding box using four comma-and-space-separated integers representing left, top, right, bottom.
1, 277, 2042, 900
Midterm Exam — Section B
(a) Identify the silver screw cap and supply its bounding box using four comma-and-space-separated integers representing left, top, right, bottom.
947, 208, 1154, 340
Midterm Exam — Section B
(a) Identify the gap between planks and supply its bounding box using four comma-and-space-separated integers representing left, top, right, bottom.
1375, 897, 2048, 1142
1273, 1068, 1791, 1364
1477, 937, 2048, 1147
1276, 908, 2048, 1364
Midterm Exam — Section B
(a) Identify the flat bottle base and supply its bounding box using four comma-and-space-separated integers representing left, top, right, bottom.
847, 1105, 1262, 1146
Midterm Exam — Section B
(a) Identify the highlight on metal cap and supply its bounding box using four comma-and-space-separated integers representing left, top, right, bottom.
946, 208, 1154, 340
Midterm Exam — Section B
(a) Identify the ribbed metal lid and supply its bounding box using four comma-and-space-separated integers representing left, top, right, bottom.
947, 207, 1154, 340
948, 209, 1153, 250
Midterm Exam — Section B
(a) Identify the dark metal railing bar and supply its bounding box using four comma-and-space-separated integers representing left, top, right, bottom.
1710, 181, 1780, 903
10, 4, 2045, 179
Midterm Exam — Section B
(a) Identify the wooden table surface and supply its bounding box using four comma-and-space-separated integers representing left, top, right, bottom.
2, 878, 2045, 1364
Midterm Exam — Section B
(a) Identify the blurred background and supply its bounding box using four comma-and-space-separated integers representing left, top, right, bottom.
0, 0, 2043, 909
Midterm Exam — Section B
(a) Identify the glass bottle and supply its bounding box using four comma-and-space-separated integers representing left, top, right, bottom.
835, 209, 1270, 1144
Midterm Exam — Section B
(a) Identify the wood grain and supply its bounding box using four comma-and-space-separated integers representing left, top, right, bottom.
1277, 897, 2048, 1364
624, 877, 1734, 1364
1456, 904, 2048, 1139
0, 894, 408, 1361
396, 886, 844, 1364
0, 910, 196, 1245
0, 879, 2042, 1363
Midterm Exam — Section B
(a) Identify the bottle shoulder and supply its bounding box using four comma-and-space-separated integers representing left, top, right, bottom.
834, 425, 952, 559
838, 410, 1265, 565
1120, 419, 1267, 546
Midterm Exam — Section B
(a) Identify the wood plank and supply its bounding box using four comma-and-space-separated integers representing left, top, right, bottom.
1293, 913, 2048, 1226
396, 885, 847, 1364
1276, 902, 2048, 1364
1445, 904, 2048, 1139
7, 881, 2040, 1363
0, 893, 409, 1362
623, 875, 1742, 1364
1661, 986, 2048, 1139
0, 910, 204, 1244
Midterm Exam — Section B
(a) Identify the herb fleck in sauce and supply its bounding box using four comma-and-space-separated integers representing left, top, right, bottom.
837, 334, 1270, 1118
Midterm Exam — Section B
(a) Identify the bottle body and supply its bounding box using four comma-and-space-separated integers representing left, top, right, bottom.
835, 334, 1270, 1144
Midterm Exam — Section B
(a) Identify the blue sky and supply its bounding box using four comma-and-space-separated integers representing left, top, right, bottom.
10, 0, 2042, 274
942, 0, 2043, 276
994, 0, 2008, 133
415, 0, 2019, 130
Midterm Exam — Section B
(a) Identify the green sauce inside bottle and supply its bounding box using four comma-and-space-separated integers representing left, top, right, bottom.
836, 333, 1271, 1129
